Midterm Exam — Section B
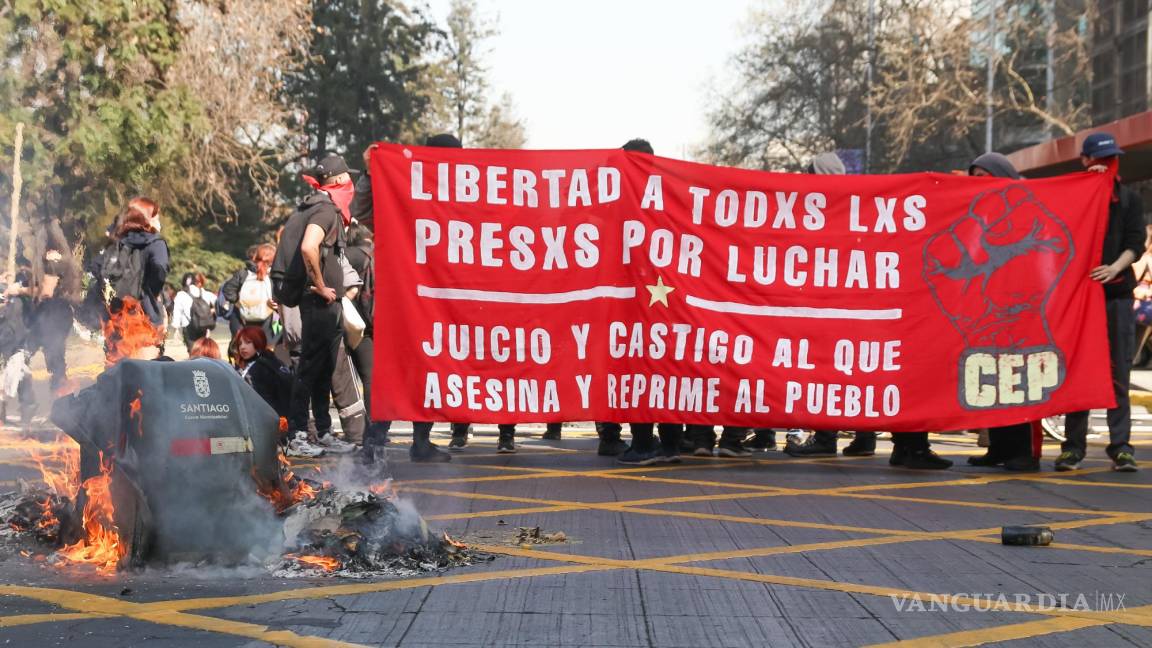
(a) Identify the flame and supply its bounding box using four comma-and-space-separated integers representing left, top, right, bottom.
28, 435, 80, 497
368, 480, 396, 500
254, 453, 320, 513
55, 454, 125, 573
287, 553, 340, 572
128, 391, 143, 436
443, 532, 468, 549
103, 297, 163, 366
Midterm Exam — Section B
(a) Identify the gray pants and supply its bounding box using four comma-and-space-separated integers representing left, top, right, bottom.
1064, 296, 1134, 458
331, 342, 366, 444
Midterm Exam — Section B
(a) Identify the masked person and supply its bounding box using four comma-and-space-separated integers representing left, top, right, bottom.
273, 153, 358, 456
1057, 133, 1143, 473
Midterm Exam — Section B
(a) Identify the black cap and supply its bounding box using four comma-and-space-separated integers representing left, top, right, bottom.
425, 133, 463, 148
313, 154, 356, 183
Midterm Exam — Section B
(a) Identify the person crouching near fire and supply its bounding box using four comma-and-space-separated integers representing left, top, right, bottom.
229, 326, 311, 456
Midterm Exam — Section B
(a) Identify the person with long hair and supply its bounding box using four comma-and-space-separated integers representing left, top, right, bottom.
221, 243, 277, 338
229, 326, 318, 457
101, 197, 169, 327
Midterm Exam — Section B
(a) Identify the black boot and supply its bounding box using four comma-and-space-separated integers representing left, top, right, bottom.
411, 422, 451, 463
967, 451, 1009, 467
1003, 455, 1041, 472
842, 432, 876, 456
745, 429, 777, 452
903, 448, 952, 470
542, 423, 562, 440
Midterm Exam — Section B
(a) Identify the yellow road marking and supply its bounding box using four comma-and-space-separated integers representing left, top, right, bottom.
0, 612, 113, 627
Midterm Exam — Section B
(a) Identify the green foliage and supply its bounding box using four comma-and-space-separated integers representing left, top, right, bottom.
289, 0, 441, 164
0, 0, 203, 236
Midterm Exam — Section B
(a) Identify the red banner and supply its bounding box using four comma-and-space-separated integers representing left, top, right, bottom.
370, 144, 1115, 431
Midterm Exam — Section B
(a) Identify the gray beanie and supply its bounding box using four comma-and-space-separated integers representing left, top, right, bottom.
968, 152, 1021, 179
807, 152, 846, 175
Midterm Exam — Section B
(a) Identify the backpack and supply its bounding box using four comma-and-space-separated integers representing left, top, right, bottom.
237, 272, 274, 322
101, 240, 146, 302
188, 291, 216, 331
271, 194, 340, 308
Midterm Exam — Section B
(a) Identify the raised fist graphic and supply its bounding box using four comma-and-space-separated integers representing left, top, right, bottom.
923, 186, 1073, 408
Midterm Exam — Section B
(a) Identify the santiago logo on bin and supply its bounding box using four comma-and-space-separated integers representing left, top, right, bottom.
193, 370, 211, 399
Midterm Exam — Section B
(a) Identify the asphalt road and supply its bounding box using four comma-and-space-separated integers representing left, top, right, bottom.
0, 340, 1150, 647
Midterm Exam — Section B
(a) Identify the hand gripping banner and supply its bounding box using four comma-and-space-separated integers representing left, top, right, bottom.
369, 144, 1115, 431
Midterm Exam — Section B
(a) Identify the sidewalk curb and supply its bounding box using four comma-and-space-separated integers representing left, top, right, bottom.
1131, 390, 1152, 409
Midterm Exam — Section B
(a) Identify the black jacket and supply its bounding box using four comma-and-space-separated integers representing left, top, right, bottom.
239, 350, 294, 417
1102, 182, 1146, 299
119, 231, 170, 324
220, 262, 256, 305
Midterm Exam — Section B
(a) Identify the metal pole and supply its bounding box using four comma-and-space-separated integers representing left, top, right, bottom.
985, 0, 997, 153
865, 0, 875, 173
1045, 0, 1055, 134
7, 122, 23, 280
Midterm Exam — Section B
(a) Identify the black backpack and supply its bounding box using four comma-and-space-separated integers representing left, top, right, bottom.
271, 194, 340, 308
188, 291, 216, 331
101, 240, 146, 302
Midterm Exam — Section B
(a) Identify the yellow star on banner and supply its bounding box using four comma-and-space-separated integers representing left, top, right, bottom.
646, 276, 675, 307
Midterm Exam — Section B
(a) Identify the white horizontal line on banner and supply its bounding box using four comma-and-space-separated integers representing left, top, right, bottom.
686, 295, 903, 320
417, 285, 637, 304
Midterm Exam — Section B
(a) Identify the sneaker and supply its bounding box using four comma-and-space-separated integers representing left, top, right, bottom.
497, 437, 517, 454
842, 437, 876, 457
784, 436, 837, 457
286, 432, 325, 458
1003, 456, 1041, 472
1054, 451, 1082, 472
902, 448, 953, 470
716, 442, 752, 458
1112, 452, 1139, 472
410, 442, 452, 463
541, 426, 562, 441
617, 446, 662, 466
785, 429, 806, 444
315, 433, 358, 454
597, 439, 630, 456
692, 446, 715, 457
448, 436, 468, 452
658, 446, 683, 464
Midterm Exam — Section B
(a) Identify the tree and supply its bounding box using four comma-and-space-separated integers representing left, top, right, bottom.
289, 0, 441, 163
168, 0, 312, 226
0, 0, 198, 242
426, 0, 526, 148
704, 0, 1092, 173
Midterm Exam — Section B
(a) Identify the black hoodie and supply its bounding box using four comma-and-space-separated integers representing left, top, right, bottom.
119, 231, 170, 325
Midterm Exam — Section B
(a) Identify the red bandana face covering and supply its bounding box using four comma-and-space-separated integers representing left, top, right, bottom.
303, 175, 355, 225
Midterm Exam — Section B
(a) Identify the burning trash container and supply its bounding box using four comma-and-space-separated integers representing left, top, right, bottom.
51, 358, 284, 567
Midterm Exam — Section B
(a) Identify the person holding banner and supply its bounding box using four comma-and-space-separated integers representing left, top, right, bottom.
782, 153, 878, 459
353, 136, 464, 463
964, 152, 1043, 472
1056, 133, 1143, 473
